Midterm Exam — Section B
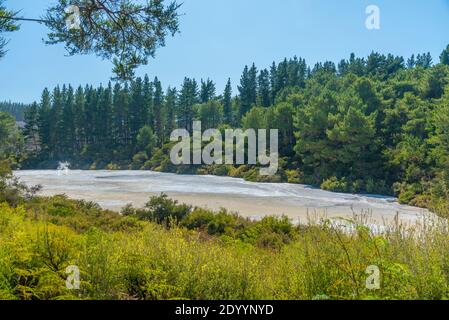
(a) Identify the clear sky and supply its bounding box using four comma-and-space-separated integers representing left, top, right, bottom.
1, 0, 449, 103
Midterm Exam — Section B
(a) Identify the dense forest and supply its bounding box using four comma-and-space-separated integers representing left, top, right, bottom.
0, 101, 28, 121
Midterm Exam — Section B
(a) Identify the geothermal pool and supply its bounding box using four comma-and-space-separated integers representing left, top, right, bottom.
14, 170, 428, 225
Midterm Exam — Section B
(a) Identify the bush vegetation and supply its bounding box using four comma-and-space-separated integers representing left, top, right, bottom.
1, 163, 448, 300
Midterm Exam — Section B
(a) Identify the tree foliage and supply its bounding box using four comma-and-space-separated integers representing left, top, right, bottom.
0, 0, 181, 80
0, 0, 18, 58
0, 112, 23, 162
44, 0, 181, 80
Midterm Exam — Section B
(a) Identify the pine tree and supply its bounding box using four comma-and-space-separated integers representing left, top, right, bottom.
238, 64, 257, 118
178, 78, 199, 133
425, 64, 448, 99
287, 56, 307, 87
105, 83, 114, 149
51, 86, 64, 157
269, 62, 277, 104
23, 102, 40, 154
200, 79, 216, 103
440, 45, 449, 66
143, 75, 153, 128
113, 83, 131, 149
73, 86, 86, 153
61, 85, 75, 156
341, 53, 366, 76
112, 83, 126, 149
257, 69, 271, 107
122, 83, 131, 147
407, 54, 416, 69
164, 87, 177, 139
276, 59, 288, 94
96, 84, 113, 152
129, 77, 144, 144
416, 53, 433, 69
37, 89, 52, 156
248, 64, 258, 106
91, 85, 103, 150
222, 78, 233, 125
274, 102, 295, 155
152, 77, 165, 145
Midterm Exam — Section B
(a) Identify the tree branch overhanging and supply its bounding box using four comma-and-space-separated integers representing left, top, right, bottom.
0, 0, 183, 81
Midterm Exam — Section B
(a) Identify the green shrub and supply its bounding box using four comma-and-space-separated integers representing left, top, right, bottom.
321, 177, 350, 193
181, 208, 215, 230
132, 152, 148, 168
106, 163, 120, 170
286, 169, 303, 184
138, 194, 192, 226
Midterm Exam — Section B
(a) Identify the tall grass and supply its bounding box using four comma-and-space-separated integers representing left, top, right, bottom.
0, 197, 448, 300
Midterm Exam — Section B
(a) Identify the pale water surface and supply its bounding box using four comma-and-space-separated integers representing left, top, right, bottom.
14, 170, 427, 225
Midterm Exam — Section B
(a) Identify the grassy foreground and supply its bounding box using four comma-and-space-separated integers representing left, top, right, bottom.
1, 188, 449, 300
0, 161, 447, 300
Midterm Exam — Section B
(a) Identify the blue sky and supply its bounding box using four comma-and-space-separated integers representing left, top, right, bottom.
1, 0, 449, 103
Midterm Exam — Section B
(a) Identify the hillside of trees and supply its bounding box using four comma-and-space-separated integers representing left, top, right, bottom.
0, 101, 29, 121
4, 47, 449, 217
